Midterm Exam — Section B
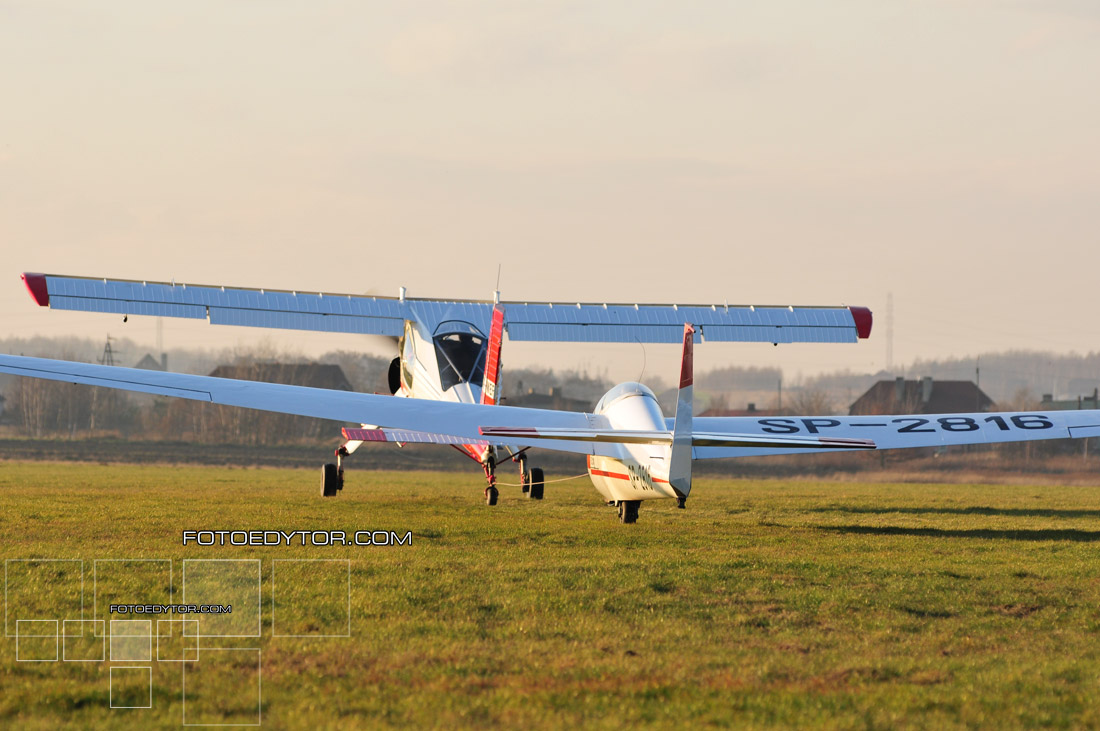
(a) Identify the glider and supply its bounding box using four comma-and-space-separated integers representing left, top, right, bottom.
3, 310, 1099, 523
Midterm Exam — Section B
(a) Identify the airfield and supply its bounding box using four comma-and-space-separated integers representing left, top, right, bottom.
2, 460, 1099, 729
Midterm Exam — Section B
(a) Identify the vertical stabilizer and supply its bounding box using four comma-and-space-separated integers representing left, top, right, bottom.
668, 323, 694, 502
481, 305, 505, 405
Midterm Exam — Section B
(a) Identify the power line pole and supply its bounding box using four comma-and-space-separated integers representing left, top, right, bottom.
99, 335, 115, 366
886, 292, 894, 372
93, 334, 116, 432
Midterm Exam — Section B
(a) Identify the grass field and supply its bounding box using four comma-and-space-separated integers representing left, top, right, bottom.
2, 462, 1100, 729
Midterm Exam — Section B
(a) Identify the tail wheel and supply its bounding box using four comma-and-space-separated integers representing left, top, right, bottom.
528, 467, 545, 500
321, 463, 340, 497
618, 500, 639, 524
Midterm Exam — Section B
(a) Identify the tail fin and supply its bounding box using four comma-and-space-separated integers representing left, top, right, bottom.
481, 305, 505, 405
668, 323, 694, 503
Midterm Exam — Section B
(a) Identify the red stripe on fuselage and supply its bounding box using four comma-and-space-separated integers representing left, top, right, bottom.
590, 468, 629, 481
588, 467, 668, 484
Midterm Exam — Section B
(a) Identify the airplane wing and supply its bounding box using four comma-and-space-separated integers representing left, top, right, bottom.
683, 412, 1100, 458
0, 354, 605, 456
21, 273, 872, 344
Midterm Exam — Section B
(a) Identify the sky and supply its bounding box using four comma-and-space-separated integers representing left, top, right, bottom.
1, 1, 1098, 385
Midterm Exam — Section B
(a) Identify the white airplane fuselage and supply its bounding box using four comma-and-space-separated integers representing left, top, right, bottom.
586, 382, 680, 504
397, 319, 486, 404
397, 318, 679, 503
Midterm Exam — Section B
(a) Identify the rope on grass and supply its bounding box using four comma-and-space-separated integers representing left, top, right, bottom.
494, 472, 591, 487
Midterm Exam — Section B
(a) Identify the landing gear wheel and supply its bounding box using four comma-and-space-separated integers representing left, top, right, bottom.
518, 453, 530, 494
485, 486, 499, 506
528, 467, 545, 500
321, 463, 340, 497
618, 500, 640, 524
482, 454, 499, 506
335, 446, 348, 491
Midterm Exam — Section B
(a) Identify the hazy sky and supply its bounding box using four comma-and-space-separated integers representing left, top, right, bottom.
2, 1, 1098, 384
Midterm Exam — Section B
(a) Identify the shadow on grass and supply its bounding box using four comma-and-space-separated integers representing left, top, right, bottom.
815, 524, 1100, 542
811, 506, 1100, 519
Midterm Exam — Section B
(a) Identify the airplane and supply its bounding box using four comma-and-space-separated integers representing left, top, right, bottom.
14, 272, 873, 506
2, 321, 1100, 524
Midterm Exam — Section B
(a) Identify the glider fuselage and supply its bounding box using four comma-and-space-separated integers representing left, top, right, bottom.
586, 383, 680, 503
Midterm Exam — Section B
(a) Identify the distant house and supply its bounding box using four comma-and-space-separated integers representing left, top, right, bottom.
504, 387, 591, 412
850, 377, 993, 415
134, 353, 167, 371
699, 402, 782, 418
208, 363, 353, 391
1040, 388, 1100, 411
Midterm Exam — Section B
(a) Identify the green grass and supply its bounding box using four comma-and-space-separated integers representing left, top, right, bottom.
2, 462, 1100, 729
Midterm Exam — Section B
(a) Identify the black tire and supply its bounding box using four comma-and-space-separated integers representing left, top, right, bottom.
321, 463, 339, 497
619, 500, 639, 524
485, 486, 499, 506
387, 357, 401, 395
529, 467, 545, 500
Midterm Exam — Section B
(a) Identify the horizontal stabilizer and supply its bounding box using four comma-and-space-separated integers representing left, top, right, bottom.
479, 426, 875, 450
479, 426, 673, 444
692, 433, 875, 449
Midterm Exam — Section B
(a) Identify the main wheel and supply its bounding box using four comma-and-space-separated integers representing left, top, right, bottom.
321, 463, 340, 497
618, 500, 639, 524
387, 357, 401, 394
485, 486, 499, 506
528, 467, 545, 500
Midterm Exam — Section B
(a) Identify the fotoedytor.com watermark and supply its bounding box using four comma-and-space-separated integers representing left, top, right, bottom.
181, 530, 412, 547
109, 604, 232, 615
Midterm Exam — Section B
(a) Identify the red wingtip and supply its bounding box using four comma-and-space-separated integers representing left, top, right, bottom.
849, 306, 872, 339
22, 273, 49, 307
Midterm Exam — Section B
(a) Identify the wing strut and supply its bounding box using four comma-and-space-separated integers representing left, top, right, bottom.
481, 304, 505, 405
668, 323, 694, 505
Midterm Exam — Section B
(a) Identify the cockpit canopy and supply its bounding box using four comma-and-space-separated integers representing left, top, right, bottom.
593, 381, 658, 415
433, 320, 487, 391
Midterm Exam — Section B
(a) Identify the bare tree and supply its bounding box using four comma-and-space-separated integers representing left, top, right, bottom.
785, 389, 836, 416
